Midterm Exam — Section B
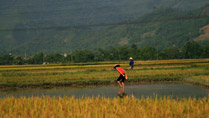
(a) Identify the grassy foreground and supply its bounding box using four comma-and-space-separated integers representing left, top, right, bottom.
0, 59, 208, 88
0, 96, 208, 118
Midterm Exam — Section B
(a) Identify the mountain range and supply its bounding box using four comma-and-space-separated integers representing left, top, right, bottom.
0, 0, 209, 55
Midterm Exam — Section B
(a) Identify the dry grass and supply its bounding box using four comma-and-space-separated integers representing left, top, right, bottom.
0, 96, 208, 118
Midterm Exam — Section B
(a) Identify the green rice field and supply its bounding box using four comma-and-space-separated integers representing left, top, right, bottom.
0, 59, 208, 88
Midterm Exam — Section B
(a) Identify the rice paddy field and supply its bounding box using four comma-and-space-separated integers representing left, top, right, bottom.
0, 58, 208, 87
0, 96, 208, 118
0, 59, 209, 118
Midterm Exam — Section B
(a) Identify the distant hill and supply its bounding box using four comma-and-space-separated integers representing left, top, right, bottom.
0, 0, 209, 55
126, 6, 209, 49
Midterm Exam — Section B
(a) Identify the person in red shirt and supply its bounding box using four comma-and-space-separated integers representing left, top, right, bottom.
114, 64, 128, 88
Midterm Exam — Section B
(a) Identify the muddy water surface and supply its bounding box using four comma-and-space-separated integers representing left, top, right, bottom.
0, 82, 208, 98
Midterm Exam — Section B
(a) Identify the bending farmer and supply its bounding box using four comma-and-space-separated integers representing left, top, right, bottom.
114, 64, 128, 88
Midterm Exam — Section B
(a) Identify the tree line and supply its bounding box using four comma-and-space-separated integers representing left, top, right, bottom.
0, 41, 208, 65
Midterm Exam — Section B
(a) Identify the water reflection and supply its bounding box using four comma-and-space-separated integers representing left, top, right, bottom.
117, 87, 136, 99
0, 82, 208, 98
117, 88, 128, 98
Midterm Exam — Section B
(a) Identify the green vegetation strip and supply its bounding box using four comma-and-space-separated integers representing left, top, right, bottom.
0, 59, 208, 88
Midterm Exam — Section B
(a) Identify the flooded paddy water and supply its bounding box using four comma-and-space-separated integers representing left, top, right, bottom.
0, 82, 208, 99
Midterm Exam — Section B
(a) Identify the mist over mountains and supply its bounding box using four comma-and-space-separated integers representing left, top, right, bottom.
0, 0, 209, 55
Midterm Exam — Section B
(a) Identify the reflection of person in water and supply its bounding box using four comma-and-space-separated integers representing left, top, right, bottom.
117, 88, 128, 99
